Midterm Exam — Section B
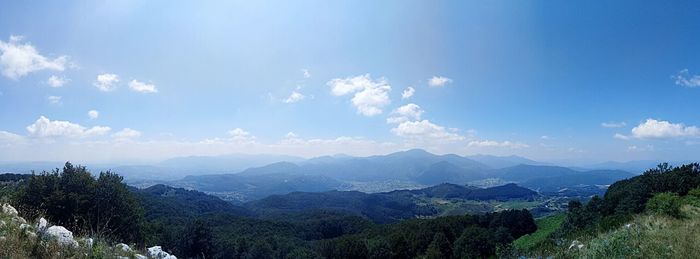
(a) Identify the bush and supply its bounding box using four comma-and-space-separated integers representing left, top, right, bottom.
646, 192, 681, 218
14, 162, 145, 244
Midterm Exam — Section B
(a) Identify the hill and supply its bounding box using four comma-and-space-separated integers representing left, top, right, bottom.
247, 183, 537, 223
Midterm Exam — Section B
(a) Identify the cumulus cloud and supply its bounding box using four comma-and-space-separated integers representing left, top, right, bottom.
88, 110, 99, 119
401, 87, 415, 99
327, 74, 391, 116
628, 119, 700, 139
47, 75, 68, 87
47, 96, 62, 105
672, 69, 700, 88
467, 140, 529, 149
129, 80, 158, 93
301, 69, 311, 79
601, 121, 626, 128
283, 91, 306, 103
0, 35, 68, 79
94, 73, 119, 91
112, 128, 142, 140
26, 116, 110, 138
387, 103, 424, 124
391, 120, 464, 142
428, 76, 452, 87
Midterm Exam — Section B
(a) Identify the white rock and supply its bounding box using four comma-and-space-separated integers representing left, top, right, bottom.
2, 203, 18, 216
116, 256, 129, 259
148, 246, 177, 259
19, 223, 31, 230
45, 226, 77, 247
116, 243, 131, 252
11, 216, 27, 224
134, 254, 148, 259
37, 217, 48, 231
83, 237, 94, 248
569, 240, 584, 250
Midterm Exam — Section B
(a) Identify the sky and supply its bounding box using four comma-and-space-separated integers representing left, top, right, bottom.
1, 1, 700, 164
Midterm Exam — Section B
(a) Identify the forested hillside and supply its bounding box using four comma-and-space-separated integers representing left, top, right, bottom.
0, 163, 539, 258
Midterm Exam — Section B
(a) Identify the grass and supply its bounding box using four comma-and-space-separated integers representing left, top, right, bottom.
517, 204, 700, 259
512, 213, 566, 251
0, 206, 150, 259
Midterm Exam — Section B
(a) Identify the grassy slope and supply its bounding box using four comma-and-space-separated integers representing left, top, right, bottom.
513, 213, 566, 251
519, 205, 700, 259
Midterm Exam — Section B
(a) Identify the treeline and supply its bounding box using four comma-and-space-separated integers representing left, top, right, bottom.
318, 209, 536, 259
5, 162, 539, 258
562, 163, 700, 234
13, 163, 144, 243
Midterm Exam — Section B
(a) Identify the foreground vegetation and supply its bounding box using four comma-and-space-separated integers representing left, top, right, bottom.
516, 163, 700, 258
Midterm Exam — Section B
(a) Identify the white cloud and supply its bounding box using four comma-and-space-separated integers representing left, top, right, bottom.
391, 120, 464, 142
614, 133, 631, 140
628, 145, 653, 152
47, 96, 62, 105
285, 132, 298, 138
327, 74, 391, 116
467, 140, 529, 149
428, 76, 452, 87
387, 103, 424, 124
540, 135, 550, 140
112, 128, 142, 140
0, 131, 24, 143
672, 69, 700, 88
601, 121, 626, 128
94, 73, 119, 91
129, 80, 158, 93
26, 116, 111, 138
228, 128, 252, 138
0, 35, 68, 79
628, 119, 700, 139
301, 69, 311, 79
201, 128, 257, 145
88, 110, 99, 119
401, 86, 415, 99
283, 91, 306, 103
47, 75, 68, 87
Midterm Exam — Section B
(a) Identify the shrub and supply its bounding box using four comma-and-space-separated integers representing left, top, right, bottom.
646, 192, 681, 218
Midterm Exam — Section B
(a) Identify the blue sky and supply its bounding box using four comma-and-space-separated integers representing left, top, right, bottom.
1, 1, 699, 163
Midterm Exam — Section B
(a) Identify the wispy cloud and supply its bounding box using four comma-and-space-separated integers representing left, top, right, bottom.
129, 80, 158, 93
672, 69, 700, 88
601, 121, 626, 128
283, 91, 306, 103
47, 75, 68, 87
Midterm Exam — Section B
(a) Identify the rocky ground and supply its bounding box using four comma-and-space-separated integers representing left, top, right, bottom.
0, 203, 176, 259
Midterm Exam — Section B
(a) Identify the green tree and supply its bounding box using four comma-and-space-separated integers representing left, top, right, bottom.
453, 226, 495, 259
646, 192, 681, 218
423, 232, 452, 259
179, 219, 215, 258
